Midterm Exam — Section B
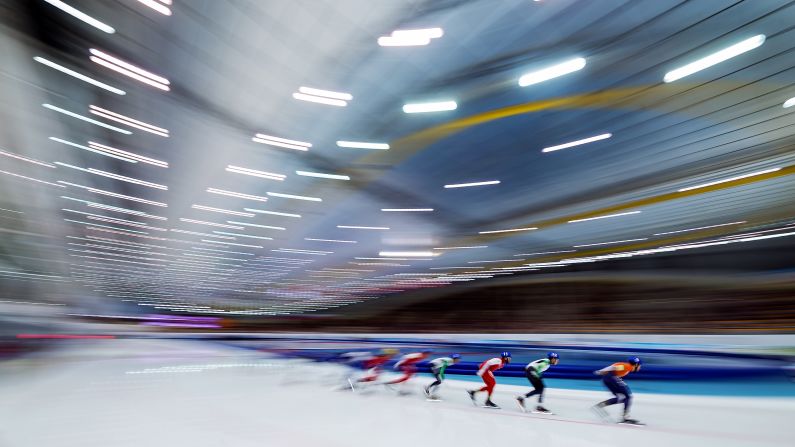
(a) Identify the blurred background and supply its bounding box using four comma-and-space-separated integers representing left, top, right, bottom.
0, 0, 794, 446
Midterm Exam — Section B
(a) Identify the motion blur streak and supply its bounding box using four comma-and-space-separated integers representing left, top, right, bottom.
1, 1, 794, 446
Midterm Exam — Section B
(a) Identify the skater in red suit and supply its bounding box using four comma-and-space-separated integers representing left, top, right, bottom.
348, 348, 399, 390
384, 350, 432, 389
467, 351, 511, 408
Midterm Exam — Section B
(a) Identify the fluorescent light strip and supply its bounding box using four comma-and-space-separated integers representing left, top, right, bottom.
478, 227, 538, 234
43, 104, 131, 134
86, 203, 166, 220
444, 180, 500, 188
64, 218, 148, 234
201, 240, 263, 249
391, 28, 443, 39
677, 168, 782, 192
227, 221, 285, 231
519, 57, 586, 87
170, 229, 235, 239
403, 101, 457, 113
0, 147, 55, 167
379, 251, 435, 257
467, 259, 521, 264
297, 87, 352, 101
568, 210, 641, 223
295, 171, 349, 180
191, 205, 254, 217
784, 97, 795, 108
653, 221, 746, 236
207, 188, 268, 202
272, 249, 328, 256
50, 138, 137, 163
90, 56, 169, 91
191, 247, 254, 256
542, 133, 612, 153
87, 142, 168, 167
43, 0, 115, 33
664, 34, 766, 83
55, 162, 167, 189
180, 218, 244, 229
292, 93, 347, 107
84, 215, 166, 231
381, 208, 433, 212
213, 232, 273, 241
244, 209, 301, 218
574, 238, 648, 248
304, 238, 356, 243
136, 0, 172, 16
62, 179, 163, 203
433, 246, 487, 250
274, 248, 332, 254
33, 57, 125, 95
337, 225, 389, 230
253, 133, 311, 148
90, 49, 169, 85
88, 105, 168, 136
252, 137, 310, 151
336, 141, 389, 150
267, 192, 322, 202
0, 169, 63, 187
226, 165, 286, 181
514, 250, 576, 256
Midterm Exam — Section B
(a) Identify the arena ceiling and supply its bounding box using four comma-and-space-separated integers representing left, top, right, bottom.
1, 0, 794, 316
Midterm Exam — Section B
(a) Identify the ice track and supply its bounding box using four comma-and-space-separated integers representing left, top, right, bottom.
0, 339, 792, 447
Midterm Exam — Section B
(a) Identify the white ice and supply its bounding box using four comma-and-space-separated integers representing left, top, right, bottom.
0, 339, 792, 447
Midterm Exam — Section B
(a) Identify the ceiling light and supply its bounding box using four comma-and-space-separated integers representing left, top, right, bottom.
0, 147, 55, 167
378, 27, 443, 47
433, 246, 487, 250
574, 238, 648, 248
653, 221, 746, 236
381, 208, 433, 212
336, 141, 389, 150
179, 218, 244, 230
207, 188, 268, 202
295, 171, 350, 180
89, 49, 169, 91
379, 251, 435, 257
50, 138, 137, 162
244, 209, 301, 218
478, 227, 538, 234
212, 232, 273, 241
677, 167, 781, 192
226, 165, 286, 181
568, 210, 641, 223
542, 133, 611, 153
43, 104, 131, 134
0, 169, 63, 187
135, 0, 171, 16
55, 162, 168, 189
201, 240, 263, 249
226, 221, 285, 230
403, 101, 457, 113
337, 225, 389, 230
252, 133, 311, 151
297, 86, 352, 100
59, 181, 167, 207
519, 57, 586, 87
663, 34, 765, 83
87, 142, 168, 167
292, 93, 347, 107
304, 238, 356, 243
33, 57, 125, 94
267, 192, 322, 202
88, 105, 168, 137
43, 0, 115, 33
444, 180, 499, 188
191, 205, 255, 217
170, 229, 234, 239
784, 97, 795, 108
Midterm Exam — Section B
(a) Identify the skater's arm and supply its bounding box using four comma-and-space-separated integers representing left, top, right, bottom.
594, 365, 618, 375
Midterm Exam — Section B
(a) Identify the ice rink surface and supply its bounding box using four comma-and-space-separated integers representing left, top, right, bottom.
0, 339, 792, 447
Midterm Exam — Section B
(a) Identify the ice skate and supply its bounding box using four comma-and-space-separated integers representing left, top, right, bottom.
483, 399, 500, 409
531, 405, 553, 414
516, 396, 526, 412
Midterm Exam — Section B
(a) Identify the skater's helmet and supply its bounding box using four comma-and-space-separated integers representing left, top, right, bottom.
501, 351, 511, 358
450, 353, 461, 359
627, 356, 642, 365
547, 352, 559, 360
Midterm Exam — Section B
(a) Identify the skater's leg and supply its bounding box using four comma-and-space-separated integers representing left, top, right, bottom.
484, 372, 496, 399
427, 370, 443, 393
524, 373, 545, 402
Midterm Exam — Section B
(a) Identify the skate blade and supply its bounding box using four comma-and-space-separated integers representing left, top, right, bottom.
516, 402, 526, 413
426, 398, 442, 402
482, 406, 501, 409
618, 421, 646, 426
531, 410, 554, 415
